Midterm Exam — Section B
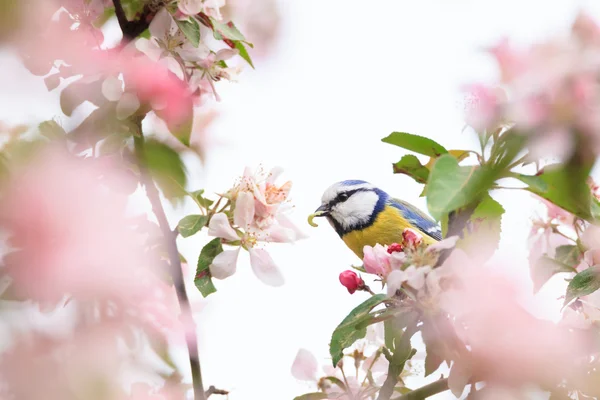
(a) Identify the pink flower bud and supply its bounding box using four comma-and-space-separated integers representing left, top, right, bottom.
339, 270, 364, 294
387, 243, 404, 254
402, 228, 423, 248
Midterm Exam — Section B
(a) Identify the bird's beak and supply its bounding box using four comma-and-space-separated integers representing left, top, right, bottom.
314, 204, 330, 216
307, 204, 330, 227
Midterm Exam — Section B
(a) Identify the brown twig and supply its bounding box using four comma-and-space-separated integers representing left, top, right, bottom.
112, 0, 153, 40
134, 133, 206, 400
205, 386, 229, 398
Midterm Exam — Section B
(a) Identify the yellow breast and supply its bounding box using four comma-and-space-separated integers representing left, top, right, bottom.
341, 205, 437, 259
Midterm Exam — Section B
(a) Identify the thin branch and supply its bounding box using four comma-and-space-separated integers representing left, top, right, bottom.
376, 323, 419, 400
397, 378, 449, 400
112, 0, 153, 40
205, 386, 229, 398
133, 132, 206, 400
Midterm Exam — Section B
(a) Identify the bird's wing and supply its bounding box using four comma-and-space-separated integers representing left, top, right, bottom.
388, 197, 442, 241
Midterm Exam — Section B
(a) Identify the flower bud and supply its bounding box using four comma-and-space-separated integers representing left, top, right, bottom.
402, 228, 423, 248
387, 243, 404, 254
339, 270, 364, 294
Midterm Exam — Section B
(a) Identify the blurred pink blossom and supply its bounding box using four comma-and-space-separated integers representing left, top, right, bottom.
438, 250, 591, 388
1, 149, 152, 305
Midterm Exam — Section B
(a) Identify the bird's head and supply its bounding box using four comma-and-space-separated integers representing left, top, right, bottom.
314, 180, 387, 236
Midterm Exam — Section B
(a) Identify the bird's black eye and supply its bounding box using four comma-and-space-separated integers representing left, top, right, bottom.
338, 192, 349, 202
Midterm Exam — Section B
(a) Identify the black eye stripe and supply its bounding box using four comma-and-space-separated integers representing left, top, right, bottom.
328, 188, 369, 207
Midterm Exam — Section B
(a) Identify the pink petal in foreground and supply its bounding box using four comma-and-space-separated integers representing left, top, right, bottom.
234, 191, 255, 228
291, 348, 318, 382
209, 248, 240, 280
207, 213, 239, 241
249, 248, 284, 286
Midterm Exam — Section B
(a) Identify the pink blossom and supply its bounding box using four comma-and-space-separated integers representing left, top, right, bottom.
489, 38, 529, 84
339, 270, 364, 294
0, 148, 157, 305
439, 252, 591, 386
462, 84, 505, 131
362, 244, 391, 276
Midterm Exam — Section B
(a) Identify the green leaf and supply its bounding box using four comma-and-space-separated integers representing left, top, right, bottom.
143, 139, 187, 200
194, 238, 223, 297
515, 174, 548, 192
293, 393, 328, 400
426, 155, 490, 220
191, 189, 214, 208
234, 40, 254, 68
382, 132, 448, 157
564, 265, 600, 306
38, 120, 66, 140
456, 194, 504, 261
329, 294, 387, 366
392, 154, 429, 184
525, 165, 593, 222
555, 245, 581, 267
177, 214, 208, 238
60, 77, 106, 116
532, 256, 577, 293
210, 18, 246, 41
175, 17, 201, 47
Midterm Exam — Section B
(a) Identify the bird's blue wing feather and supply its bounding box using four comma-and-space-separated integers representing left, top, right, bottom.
388, 198, 442, 240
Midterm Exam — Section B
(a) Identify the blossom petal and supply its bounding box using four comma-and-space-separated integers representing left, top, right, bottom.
101, 76, 123, 101
116, 93, 140, 120
178, 0, 203, 15
386, 269, 406, 296
448, 360, 471, 398
291, 348, 318, 382
249, 248, 284, 286
427, 236, 459, 252
209, 248, 240, 280
276, 211, 308, 240
207, 213, 239, 241
234, 191, 255, 228
267, 166, 284, 184
149, 8, 175, 39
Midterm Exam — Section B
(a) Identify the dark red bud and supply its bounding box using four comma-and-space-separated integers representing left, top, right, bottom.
387, 243, 404, 254
339, 270, 364, 294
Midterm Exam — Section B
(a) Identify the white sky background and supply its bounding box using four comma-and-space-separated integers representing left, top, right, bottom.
3, 0, 600, 399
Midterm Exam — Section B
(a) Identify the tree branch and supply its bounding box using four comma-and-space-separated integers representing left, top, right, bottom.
133, 132, 206, 400
376, 323, 419, 400
205, 386, 229, 398
397, 378, 449, 400
112, 0, 153, 40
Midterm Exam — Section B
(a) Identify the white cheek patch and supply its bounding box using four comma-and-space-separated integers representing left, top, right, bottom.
331, 191, 379, 230
321, 182, 375, 204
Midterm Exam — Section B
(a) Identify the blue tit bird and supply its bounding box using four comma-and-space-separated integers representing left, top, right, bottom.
311, 180, 442, 258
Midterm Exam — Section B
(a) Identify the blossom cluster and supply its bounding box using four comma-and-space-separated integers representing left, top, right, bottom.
339, 228, 458, 299
291, 325, 412, 400
207, 166, 305, 286
464, 13, 600, 161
